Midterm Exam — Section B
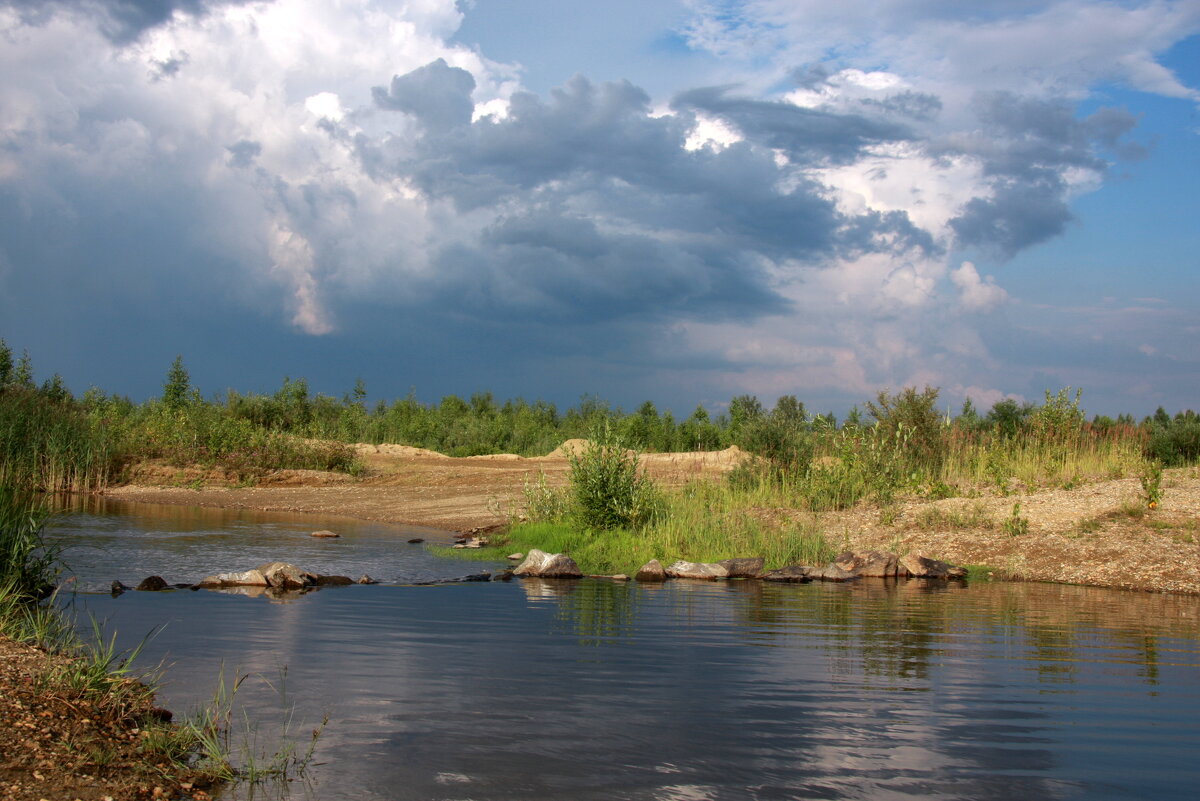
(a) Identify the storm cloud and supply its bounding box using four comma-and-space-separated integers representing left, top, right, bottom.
0, 0, 1196, 416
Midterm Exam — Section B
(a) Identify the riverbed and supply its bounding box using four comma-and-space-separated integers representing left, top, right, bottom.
46, 500, 1200, 800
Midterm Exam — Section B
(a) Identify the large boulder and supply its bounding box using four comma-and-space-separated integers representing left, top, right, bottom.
256, 562, 315, 589
512, 549, 583, 579
719, 557, 765, 578
760, 565, 812, 583
835, 550, 903, 578
197, 569, 269, 588
634, 559, 667, 582
665, 560, 730, 580
809, 563, 858, 582
899, 553, 955, 578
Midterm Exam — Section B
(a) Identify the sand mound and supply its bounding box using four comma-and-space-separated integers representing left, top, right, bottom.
641, 445, 752, 470
353, 443, 449, 459
463, 453, 525, 461
547, 438, 590, 458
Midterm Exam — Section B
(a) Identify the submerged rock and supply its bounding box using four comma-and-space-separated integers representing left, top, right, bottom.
835, 550, 903, 578
513, 549, 583, 579
357, 574, 379, 585
407, 538, 425, 544
313, 575, 354, 586
665, 560, 730, 580
135, 576, 169, 592
311, 530, 340, 538
111, 580, 131, 596
760, 565, 812, 583
719, 557, 765, 578
634, 559, 667, 582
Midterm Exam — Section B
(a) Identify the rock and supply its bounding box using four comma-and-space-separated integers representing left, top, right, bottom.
461, 572, 492, 582
492, 569, 515, 582
948, 566, 969, 579
610, 574, 630, 581
899, 553, 954, 578
719, 557, 765, 578
311, 530, 340, 538
197, 569, 269, 588
760, 565, 812, 583
356, 574, 378, 585
111, 580, 131, 595
634, 559, 667, 582
809, 563, 858, 582
313, 575, 354, 586
835, 550, 903, 578
512, 549, 583, 579
135, 576, 169, 592
256, 562, 315, 589
506, 553, 524, 561
452, 537, 488, 549
407, 538, 425, 544
665, 560, 730, 580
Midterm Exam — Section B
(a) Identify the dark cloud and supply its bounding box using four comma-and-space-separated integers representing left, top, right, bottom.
672, 85, 914, 165
373, 58, 477, 132
225, 140, 261, 168
944, 92, 1145, 257
352, 66, 937, 326
1, 0, 252, 42
860, 90, 942, 121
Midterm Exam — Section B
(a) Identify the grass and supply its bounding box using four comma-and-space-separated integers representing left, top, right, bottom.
456, 480, 837, 576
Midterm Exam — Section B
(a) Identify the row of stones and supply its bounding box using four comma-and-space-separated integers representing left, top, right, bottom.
511, 549, 967, 582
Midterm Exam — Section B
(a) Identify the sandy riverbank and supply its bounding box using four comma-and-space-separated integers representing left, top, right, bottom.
103, 444, 1200, 594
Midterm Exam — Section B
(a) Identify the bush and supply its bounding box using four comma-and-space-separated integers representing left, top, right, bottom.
864, 386, 948, 475
1146, 414, 1200, 467
568, 424, 661, 530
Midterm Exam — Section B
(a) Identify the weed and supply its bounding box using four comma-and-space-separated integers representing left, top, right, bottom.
1140, 460, 1164, 509
1003, 503, 1029, 537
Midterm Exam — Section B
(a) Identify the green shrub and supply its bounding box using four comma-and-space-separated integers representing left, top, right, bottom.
568, 424, 661, 530
1146, 414, 1200, 467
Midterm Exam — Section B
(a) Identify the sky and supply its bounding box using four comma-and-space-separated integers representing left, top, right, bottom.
0, 0, 1197, 418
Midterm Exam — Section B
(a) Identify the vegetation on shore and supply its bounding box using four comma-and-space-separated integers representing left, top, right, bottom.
1, 338, 1198, 577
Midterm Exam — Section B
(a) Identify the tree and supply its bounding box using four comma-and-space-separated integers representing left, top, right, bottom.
0, 339, 12, 387
13, 350, 34, 388
162, 355, 192, 410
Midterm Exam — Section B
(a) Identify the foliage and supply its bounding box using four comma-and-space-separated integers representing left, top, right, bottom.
0, 486, 60, 600
1003, 503, 1029, 537
567, 423, 661, 530
1140, 460, 1163, 509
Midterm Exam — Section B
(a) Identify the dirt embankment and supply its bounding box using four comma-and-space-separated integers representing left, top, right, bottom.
0, 635, 214, 801
105, 445, 1200, 594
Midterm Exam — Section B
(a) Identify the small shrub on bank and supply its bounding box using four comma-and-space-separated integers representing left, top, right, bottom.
568, 424, 662, 530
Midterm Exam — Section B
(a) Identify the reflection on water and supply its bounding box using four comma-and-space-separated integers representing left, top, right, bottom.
46, 496, 479, 591
51, 502, 1200, 800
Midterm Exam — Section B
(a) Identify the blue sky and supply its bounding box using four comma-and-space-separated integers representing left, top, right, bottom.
0, 0, 1197, 417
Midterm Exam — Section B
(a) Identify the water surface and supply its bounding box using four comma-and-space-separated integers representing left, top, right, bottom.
47, 502, 1200, 801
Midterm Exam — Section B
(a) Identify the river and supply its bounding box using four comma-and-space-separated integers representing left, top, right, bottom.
45, 498, 1200, 800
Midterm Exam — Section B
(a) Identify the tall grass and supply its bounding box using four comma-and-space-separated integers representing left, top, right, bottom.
0, 388, 125, 491
0, 486, 59, 600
